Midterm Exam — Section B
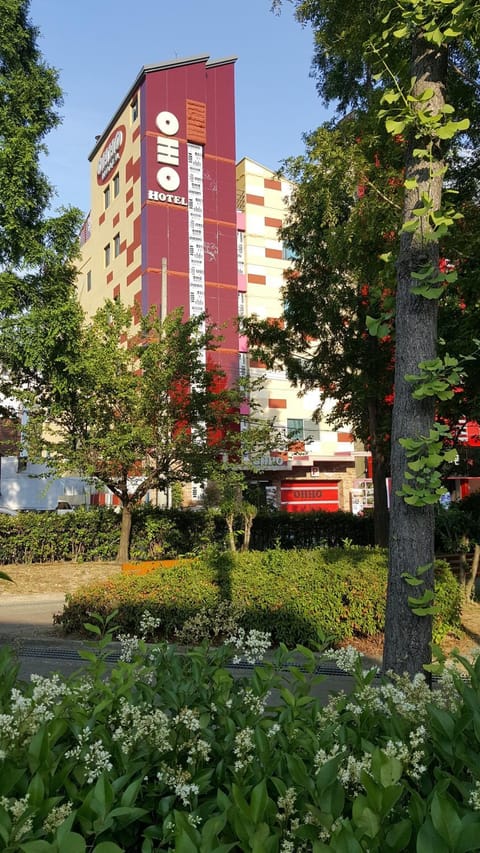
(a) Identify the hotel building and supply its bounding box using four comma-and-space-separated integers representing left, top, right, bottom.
76, 54, 366, 513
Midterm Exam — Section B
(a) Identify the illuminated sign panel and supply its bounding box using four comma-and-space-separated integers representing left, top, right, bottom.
280, 480, 339, 513
148, 110, 187, 206
97, 126, 125, 184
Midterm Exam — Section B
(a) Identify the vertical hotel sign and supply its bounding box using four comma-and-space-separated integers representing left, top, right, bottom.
187, 144, 205, 321
149, 108, 205, 324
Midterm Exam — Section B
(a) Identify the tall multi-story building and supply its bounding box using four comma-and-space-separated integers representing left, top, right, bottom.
236, 157, 362, 512
78, 54, 239, 383
76, 54, 364, 514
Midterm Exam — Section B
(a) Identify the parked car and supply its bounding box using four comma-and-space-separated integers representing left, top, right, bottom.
56, 501, 74, 514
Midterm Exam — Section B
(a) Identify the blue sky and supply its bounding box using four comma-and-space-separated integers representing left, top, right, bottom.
29, 0, 332, 216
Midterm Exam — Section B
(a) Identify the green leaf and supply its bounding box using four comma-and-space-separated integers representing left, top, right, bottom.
436, 118, 470, 139
417, 818, 449, 853
27, 773, 45, 806
83, 622, 102, 635
371, 750, 403, 786
57, 833, 87, 853
401, 574, 424, 586
382, 91, 402, 104
250, 779, 268, 824
120, 778, 142, 808
175, 830, 199, 853
455, 818, 480, 853
431, 791, 462, 847
92, 844, 125, 853
385, 118, 407, 135
352, 796, 380, 837
385, 819, 412, 852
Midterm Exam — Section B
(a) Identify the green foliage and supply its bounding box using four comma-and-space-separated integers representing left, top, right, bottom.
0, 510, 121, 565
435, 503, 479, 553
0, 620, 479, 850
0, 0, 83, 313
397, 424, 458, 506
250, 509, 375, 550
7, 300, 276, 561
0, 507, 375, 565
56, 548, 460, 647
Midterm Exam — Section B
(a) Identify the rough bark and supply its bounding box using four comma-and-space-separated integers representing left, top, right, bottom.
117, 503, 133, 563
368, 400, 390, 547
465, 544, 480, 601
372, 452, 390, 548
383, 36, 448, 677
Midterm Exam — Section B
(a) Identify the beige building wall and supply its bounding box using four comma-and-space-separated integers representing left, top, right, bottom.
77, 93, 142, 318
237, 157, 360, 511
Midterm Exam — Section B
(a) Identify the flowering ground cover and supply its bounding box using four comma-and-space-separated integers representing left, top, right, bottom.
0, 613, 480, 852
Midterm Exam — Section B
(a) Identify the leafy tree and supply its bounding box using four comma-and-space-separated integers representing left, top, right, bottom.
6, 300, 275, 561
245, 119, 402, 546
0, 0, 82, 315
273, 0, 480, 674
0, 0, 83, 446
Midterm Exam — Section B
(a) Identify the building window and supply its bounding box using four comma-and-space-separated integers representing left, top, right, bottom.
86, 271, 92, 292
287, 418, 304, 440
238, 291, 246, 317
104, 185, 110, 209
239, 352, 248, 377
282, 244, 297, 261
104, 243, 111, 267
114, 233, 121, 257
131, 96, 138, 122
113, 173, 120, 197
237, 230, 245, 274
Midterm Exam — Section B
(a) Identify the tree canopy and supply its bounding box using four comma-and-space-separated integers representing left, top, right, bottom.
271, 0, 480, 674
6, 300, 276, 560
0, 0, 82, 317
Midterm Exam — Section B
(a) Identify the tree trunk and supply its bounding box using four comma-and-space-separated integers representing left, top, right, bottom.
372, 451, 390, 548
116, 503, 132, 563
226, 513, 237, 552
368, 401, 390, 547
242, 509, 257, 551
465, 544, 480, 601
383, 36, 448, 677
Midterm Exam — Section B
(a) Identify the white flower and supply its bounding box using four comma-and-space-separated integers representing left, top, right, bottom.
139, 610, 161, 639
468, 781, 480, 810
174, 707, 201, 732
324, 645, 363, 674
43, 802, 74, 834
233, 726, 255, 771
118, 633, 140, 662
112, 698, 170, 754
227, 627, 271, 664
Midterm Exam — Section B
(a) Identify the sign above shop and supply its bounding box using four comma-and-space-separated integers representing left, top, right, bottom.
255, 455, 291, 470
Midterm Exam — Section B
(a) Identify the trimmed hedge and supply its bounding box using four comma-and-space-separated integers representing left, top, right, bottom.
0, 509, 120, 564
0, 506, 374, 564
249, 509, 374, 550
56, 547, 461, 648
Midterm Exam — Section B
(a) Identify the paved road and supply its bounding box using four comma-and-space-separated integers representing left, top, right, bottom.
0, 595, 378, 701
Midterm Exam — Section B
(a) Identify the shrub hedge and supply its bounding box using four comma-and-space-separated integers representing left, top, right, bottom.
0, 506, 375, 564
56, 548, 461, 647
2, 634, 480, 851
